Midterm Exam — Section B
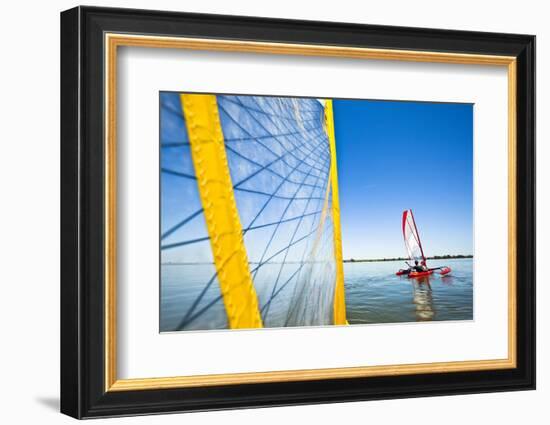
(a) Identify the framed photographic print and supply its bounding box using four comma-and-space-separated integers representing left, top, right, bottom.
60, 6, 535, 419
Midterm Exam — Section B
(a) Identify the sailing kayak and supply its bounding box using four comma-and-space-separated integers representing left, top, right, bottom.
397, 266, 452, 277
395, 209, 452, 278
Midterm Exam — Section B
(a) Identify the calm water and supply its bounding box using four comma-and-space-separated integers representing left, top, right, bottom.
345, 258, 473, 324
160, 258, 473, 331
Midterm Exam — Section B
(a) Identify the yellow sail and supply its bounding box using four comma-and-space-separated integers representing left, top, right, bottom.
160, 93, 347, 331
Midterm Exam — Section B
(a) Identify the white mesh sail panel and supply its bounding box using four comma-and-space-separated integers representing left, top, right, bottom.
160, 93, 337, 331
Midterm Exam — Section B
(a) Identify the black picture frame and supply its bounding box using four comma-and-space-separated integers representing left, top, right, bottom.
61, 5, 535, 419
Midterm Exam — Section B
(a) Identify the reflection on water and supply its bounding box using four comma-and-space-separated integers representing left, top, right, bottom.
345, 258, 473, 324
411, 278, 434, 321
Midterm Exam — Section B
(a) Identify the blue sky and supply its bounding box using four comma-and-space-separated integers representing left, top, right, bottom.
332, 99, 473, 260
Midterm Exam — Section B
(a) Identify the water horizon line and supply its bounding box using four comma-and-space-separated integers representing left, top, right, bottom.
161, 254, 473, 265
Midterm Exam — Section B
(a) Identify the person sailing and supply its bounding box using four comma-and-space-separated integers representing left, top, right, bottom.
413, 260, 424, 272
403, 260, 429, 274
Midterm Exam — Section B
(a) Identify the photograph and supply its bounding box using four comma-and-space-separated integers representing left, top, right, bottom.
57, 5, 535, 418
159, 92, 473, 332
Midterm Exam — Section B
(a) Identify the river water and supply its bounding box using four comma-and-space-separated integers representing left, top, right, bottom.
345, 258, 473, 324
160, 258, 473, 331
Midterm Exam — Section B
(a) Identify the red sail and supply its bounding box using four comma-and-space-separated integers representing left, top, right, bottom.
402, 209, 426, 263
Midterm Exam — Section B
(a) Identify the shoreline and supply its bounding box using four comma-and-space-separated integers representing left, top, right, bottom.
161, 255, 473, 265
343, 255, 473, 263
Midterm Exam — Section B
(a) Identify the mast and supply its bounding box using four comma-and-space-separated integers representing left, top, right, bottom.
409, 209, 426, 262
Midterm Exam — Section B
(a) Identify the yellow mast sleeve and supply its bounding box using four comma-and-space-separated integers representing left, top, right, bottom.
180, 94, 263, 329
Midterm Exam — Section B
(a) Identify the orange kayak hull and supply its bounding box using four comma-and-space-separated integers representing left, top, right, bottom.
408, 270, 434, 278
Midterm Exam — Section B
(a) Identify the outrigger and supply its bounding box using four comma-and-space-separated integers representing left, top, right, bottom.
395, 209, 451, 278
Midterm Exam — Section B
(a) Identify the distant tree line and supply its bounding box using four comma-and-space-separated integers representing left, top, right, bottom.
163, 254, 473, 265
344, 254, 473, 263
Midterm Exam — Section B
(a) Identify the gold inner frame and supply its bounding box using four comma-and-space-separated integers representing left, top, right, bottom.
104, 33, 517, 392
